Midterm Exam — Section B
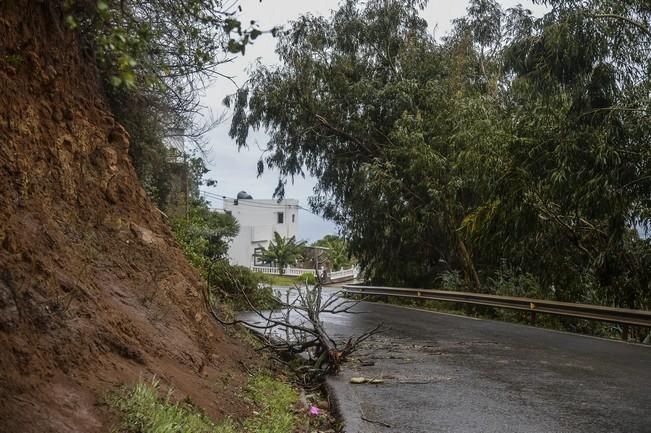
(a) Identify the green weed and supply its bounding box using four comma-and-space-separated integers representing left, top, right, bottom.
244, 374, 298, 433
107, 378, 237, 433
108, 374, 300, 433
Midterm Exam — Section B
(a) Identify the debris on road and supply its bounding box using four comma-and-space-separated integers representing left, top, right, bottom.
349, 377, 384, 384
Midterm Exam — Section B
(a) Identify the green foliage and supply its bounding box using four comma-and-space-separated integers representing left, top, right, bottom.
257, 232, 306, 275
488, 262, 545, 299
229, 0, 651, 313
253, 273, 297, 287
107, 379, 237, 433
208, 261, 279, 310
243, 375, 297, 433
62, 0, 276, 219
312, 235, 354, 271
228, 0, 489, 288
297, 272, 316, 285
437, 270, 465, 292
475, 0, 651, 308
66, 0, 269, 91
171, 199, 239, 274
108, 375, 299, 433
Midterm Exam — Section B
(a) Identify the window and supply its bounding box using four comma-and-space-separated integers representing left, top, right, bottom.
292, 214, 295, 223
277, 212, 284, 224
253, 247, 266, 266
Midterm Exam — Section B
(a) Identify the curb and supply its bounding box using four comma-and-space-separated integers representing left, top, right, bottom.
325, 373, 368, 433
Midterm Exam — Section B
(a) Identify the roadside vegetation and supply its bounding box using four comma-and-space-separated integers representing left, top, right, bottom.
107, 379, 238, 433
312, 235, 356, 272
107, 373, 316, 433
65, 0, 273, 217
254, 274, 302, 287
209, 261, 279, 311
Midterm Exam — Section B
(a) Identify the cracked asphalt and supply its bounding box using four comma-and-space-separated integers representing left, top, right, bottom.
241, 289, 651, 433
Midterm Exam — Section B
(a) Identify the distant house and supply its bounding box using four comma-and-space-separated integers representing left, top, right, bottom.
224, 191, 300, 267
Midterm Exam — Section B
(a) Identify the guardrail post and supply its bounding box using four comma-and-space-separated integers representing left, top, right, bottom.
530, 310, 536, 325
622, 324, 629, 341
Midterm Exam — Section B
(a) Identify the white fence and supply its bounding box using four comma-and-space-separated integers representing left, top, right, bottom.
329, 266, 359, 280
250, 265, 359, 280
250, 265, 316, 276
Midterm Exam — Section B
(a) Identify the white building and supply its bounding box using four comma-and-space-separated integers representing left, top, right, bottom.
224, 192, 300, 267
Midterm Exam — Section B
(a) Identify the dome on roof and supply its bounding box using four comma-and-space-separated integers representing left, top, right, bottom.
236, 191, 253, 199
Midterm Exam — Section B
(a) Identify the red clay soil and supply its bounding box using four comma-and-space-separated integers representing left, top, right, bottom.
0, 2, 257, 432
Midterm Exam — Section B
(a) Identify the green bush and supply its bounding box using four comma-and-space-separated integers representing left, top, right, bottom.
297, 272, 316, 286
171, 199, 239, 274
209, 262, 279, 310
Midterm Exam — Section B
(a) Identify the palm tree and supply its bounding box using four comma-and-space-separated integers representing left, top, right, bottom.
259, 232, 306, 275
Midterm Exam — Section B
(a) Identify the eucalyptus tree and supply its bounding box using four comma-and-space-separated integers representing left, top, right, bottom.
228, 0, 497, 287
229, 0, 651, 309
468, 0, 651, 307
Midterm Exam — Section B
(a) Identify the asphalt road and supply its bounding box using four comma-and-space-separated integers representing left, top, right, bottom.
242, 289, 651, 433
323, 294, 651, 433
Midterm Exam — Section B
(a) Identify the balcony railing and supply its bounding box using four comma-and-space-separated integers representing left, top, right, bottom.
250, 265, 359, 281
329, 266, 359, 280
250, 265, 317, 276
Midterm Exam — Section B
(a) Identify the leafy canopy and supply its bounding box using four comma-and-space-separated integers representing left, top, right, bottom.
229, 0, 651, 310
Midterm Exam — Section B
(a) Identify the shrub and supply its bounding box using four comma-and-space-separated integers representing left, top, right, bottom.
208, 261, 279, 310
437, 270, 465, 291
297, 272, 316, 286
171, 199, 239, 274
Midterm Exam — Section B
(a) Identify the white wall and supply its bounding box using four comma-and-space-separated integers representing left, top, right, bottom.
224, 198, 300, 267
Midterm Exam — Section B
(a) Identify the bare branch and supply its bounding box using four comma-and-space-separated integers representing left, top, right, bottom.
205, 270, 382, 376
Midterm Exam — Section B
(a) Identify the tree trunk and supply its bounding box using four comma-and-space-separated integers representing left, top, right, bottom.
455, 234, 481, 291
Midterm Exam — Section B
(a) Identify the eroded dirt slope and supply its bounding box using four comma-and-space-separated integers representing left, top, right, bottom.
0, 2, 255, 432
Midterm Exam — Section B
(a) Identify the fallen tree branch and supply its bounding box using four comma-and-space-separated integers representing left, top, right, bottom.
204, 265, 382, 377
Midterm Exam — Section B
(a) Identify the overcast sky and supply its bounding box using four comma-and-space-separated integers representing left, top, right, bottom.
199, 0, 548, 242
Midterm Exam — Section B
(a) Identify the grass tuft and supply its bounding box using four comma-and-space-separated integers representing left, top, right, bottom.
107, 378, 237, 433
108, 375, 300, 433
244, 375, 298, 433
254, 273, 299, 287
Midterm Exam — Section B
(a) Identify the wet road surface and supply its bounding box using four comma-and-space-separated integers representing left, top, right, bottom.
243, 289, 651, 433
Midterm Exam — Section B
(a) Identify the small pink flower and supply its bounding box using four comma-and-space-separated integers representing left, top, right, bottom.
308, 405, 320, 416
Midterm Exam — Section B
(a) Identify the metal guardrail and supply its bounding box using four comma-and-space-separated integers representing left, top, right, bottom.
341, 285, 651, 335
